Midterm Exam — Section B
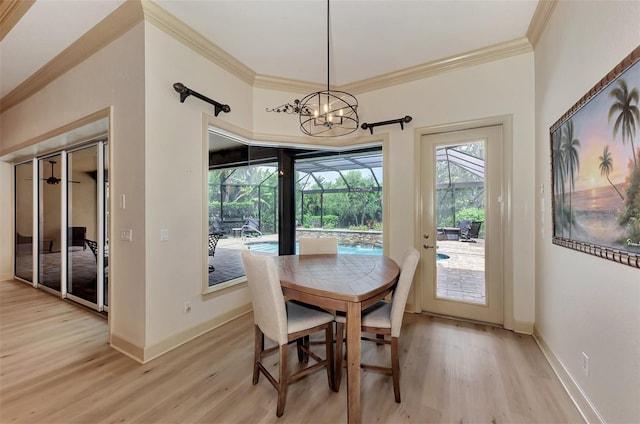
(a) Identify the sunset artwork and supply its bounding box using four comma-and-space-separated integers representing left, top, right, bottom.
550, 47, 640, 268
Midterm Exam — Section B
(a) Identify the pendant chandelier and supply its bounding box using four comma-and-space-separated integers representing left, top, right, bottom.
298, 0, 359, 137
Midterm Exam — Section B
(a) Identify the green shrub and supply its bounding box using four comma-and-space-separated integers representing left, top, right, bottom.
457, 207, 485, 223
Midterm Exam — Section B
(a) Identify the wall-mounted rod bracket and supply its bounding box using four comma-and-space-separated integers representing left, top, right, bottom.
361, 115, 412, 134
173, 82, 231, 117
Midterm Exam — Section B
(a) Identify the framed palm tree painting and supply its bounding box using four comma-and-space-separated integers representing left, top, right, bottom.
550, 46, 640, 269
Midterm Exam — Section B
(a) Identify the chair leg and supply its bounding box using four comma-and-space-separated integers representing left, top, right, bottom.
276, 343, 288, 417
296, 338, 304, 362
391, 336, 401, 403
253, 325, 263, 385
325, 324, 336, 391
334, 322, 345, 391
296, 335, 310, 363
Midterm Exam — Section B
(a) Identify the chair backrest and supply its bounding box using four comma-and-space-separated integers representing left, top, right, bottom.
469, 221, 482, 238
210, 218, 225, 235
240, 250, 288, 344
298, 237, 338, 255
246, 218, 260, 230
389, 248, 420, 337
85, 239, 98, 259
458, 220, 470, 234
208, 233, 222, 256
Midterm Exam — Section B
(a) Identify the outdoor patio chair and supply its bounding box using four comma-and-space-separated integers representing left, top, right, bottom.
240, 250, 335, 417
334, 247, 420, 402
458, 220, 471, 237
241, 218, 262, 239
210, 218, 227, 236
460, 220, 482, 242
85, 239, 108, 267
208, 233, 223, 272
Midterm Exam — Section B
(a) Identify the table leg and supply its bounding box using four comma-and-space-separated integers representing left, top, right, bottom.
346, 301, 362, 424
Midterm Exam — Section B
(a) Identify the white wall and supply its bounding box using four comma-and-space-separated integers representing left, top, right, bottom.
143, 23, 253, 347
534, 2, 640, 422
0, 23, 148, 350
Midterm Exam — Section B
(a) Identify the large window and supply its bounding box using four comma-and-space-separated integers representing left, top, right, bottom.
205, 129, 384, 291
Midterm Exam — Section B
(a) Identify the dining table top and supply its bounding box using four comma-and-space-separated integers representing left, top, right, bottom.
272, 254, 400, 303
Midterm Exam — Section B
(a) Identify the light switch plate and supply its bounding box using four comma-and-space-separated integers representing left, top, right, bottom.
120, 229, 132, 241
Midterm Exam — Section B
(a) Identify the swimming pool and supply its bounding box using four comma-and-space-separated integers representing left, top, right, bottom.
246, 241, 450, 260
247, 241, 382, 255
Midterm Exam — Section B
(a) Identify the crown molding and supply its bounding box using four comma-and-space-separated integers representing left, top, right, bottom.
253, 74, 323, 94
526, 0, 558, 48
341, 37, 533, 94
253, 37, 531, 95
142, 0, 255, 86
0, 0, 143, 114
0, 0, 35, 41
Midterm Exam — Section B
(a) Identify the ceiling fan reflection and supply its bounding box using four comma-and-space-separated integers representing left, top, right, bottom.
26, 160, 81, 185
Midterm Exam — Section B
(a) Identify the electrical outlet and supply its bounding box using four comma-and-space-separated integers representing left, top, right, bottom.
183, 301, 192, 314
581, 352, 590, 376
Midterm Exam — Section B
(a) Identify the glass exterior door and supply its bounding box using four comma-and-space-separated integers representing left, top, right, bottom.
14, 138, 108, 312
15, 161, 34, 282
66, 146, 98, 305
38, 155, 62, 292
421, 126, 504, 325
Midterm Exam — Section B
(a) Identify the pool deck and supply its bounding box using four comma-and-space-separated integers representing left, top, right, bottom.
214, 233, 485, 303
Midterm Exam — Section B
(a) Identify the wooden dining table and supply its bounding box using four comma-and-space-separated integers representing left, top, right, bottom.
272, 254, 400, 424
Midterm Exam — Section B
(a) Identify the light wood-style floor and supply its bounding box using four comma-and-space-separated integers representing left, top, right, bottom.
0, 280, 583, 423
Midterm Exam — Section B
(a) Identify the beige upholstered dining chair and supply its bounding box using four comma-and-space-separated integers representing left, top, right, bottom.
334, 247, 420, 402
240, 250, 335, 417
298, 237, 338, 255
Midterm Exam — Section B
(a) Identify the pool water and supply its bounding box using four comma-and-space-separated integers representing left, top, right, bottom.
247, 241, 450, 260
247, 241, 382, 255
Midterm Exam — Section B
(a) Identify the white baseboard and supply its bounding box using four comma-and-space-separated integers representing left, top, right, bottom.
110, 302, 253, 364
533, 327, 604, 424
143, 302, 253, 363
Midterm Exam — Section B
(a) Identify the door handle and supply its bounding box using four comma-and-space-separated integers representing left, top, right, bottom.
423, 244, 434, 249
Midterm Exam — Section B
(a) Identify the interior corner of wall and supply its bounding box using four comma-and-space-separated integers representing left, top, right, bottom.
512, 319, 534, 335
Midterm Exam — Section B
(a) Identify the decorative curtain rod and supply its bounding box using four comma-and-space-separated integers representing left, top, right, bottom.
361, 116, 412, 134
173, 82, 231, 117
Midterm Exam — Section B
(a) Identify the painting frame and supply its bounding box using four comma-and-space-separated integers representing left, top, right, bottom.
550, 46, 640, 269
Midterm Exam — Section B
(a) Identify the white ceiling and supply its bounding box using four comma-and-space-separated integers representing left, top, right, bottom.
1, 0, 539, 99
